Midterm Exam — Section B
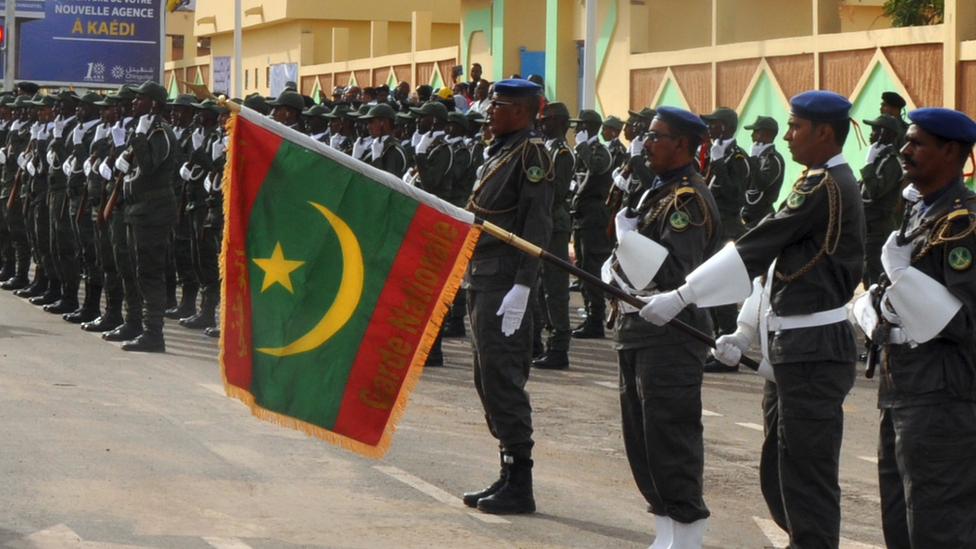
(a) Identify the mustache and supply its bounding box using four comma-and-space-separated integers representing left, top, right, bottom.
903, 157, 918, 168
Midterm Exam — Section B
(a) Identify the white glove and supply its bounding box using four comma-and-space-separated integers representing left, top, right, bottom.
53, 118, 66, 139
25, 159, 35, 176
191, 127, 204, 150
614, 208, 638, 240
30, 124, 40, 140
881, 231, 912, 283
111, 125, 127, 147
713, 332, 751, 366
352, 137, 367, 159
575, 130, 589, 146
710, 140, 729, 161
329, 134, 343, 149
371, 138, 384, 160
211, 140, 225, 161
46, 150, 57, 166
37, 128, 50, 141
496, 283, 531, 336
83, 157, 92, 176
416, 132, 436, 155
639, 286, 694, 326
865, 142, 883, 165
16, 152, 27, 169
72, 124, 86, 145
411, 131, 423, 148
902, 184, 920, 203
750, 142, 766, 157
99, 161, 113, 180
136, 115, 154, 135
629, 137, 645, 157
0, 150, 7, 164
179, 162, 193, 181
613, 168, 631, 192
94, 124, 108, 142
115, 155, 130, 174
62, 160, 72, 177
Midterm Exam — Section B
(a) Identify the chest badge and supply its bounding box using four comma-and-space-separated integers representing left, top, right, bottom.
669, 211, 690, 231
949, 247, 972, 270
786, 192, 805, 210
526, 165, 544, 183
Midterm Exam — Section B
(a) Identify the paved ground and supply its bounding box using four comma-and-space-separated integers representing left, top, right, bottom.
0, 286, 888, 549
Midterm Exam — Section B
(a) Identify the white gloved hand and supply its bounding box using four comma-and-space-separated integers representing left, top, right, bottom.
62, 160, 72, 177
371, 138, 384, 160
99, 161, 113, 181
37, 127, 50, 141
0, 150, 7, 164
16, 152, 27, 169
710, 140, 729, 161
135, 115, 153, 135
881, 231, 912, 282
72, 124, 86, 145
865, 142, 883, 165
415, 132, 436, 155
902, 184, 920, 203
629, 137, 645, 157
614, 207, 639, 240
30, 124, 40, 140
639, 286, 695, 326
750, 142, 765, 157
53, 118, 66, 139
575, 130, 589, 146
352, 137, 367, 159
179, 162, 193, 181
411, 131, 423, 148
713, 332, 751, 366
25, 159, 35, 177
211, 140, 225, 161
115, 155, 130, 174
111, 125, 127, 147
46, 150, 57, 166
94, 124, 108, 142
329, 134, 343, 149
191, 127, 204, 150
496, 283, 531, 336
83, 157, 92, 176
613, 170, 631, 192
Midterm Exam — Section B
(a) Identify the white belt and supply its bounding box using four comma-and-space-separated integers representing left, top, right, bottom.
766, 306, 848, 332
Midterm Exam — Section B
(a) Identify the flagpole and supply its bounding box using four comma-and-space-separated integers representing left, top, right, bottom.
475, 219, 761, 371
233, 0, 242, 98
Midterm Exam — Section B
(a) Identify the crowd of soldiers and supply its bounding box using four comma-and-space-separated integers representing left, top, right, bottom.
2, 69, 974, 549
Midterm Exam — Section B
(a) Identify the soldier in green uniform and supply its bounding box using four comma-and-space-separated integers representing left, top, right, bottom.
325, 105, 355, 155
741, 116, 785, 229
303, 104, 331, 143
22, 95, 56, 309
0, 94, 15, 282
441, 111, 476, 338
1, 95, 35, 291
532, 102, 575, 370
569, 109, 613, 339
860, 114, 905, 287
602, 115, 627, 171
163, 94, 200, 321
359, 103, 408, 178
41, 92, 79, 313
202, 103, 232, 339
880, 91, 909, 150
461, 79, 552, 515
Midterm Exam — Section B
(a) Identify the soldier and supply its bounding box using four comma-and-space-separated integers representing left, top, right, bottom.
1, 95, 34, 291
860, 114, 905, 287
531, 102, 575, 370
569, 109, 613, 339
359, 103, 408, 178
303, 104, 331, 143
602, 115, 627, 171
202, 103, 231, 338
268, 90, 303, 131
859, 107, 976, 549
880, 91, 909, 149
642, 90, 864, 549
22, 95, 56, 309
461, 78, 553, 515
741, 116, 785, 229
0, 94, 15, 282
164, 94, 200, 322
608, 106, 720, 549
325, 105, 355, 155
115, 81, 179, 352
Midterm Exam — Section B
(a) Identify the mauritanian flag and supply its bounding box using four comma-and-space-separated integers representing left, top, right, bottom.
220, 107, 479, 457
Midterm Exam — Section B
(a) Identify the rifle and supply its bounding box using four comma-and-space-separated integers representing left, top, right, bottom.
7, 167, 22, 211
95, 178, 108, 228
74, 187, 88, 223
102, 172, 124, 223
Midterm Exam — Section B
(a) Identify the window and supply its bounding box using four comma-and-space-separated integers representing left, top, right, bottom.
245, 69, 249, 90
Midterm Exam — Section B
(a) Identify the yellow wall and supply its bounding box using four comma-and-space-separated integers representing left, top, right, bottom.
643, 0, 712, 52
501, 1, 546, 77
717, 0, 813, 44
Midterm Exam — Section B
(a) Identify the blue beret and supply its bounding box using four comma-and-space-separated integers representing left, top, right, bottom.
654, 106, 707, 136
908, 107, 976, 145
789, 90, 851, 122
492, 78, 542, 97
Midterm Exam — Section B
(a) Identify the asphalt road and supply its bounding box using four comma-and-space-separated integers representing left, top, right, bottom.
0, 287, 888, 549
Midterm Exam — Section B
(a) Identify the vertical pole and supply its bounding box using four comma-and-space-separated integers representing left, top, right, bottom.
233, 0, 242, 98
581, 0, 597, 110
4, 0, 15, 91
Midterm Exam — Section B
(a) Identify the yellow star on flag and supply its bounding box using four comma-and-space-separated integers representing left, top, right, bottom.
252, 242, 305, 293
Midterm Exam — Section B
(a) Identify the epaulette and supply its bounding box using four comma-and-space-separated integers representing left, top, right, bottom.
528, 137, 545, 146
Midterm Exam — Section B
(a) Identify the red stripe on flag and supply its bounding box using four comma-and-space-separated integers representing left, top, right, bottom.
332, 204, 471, 445
223, 117, 283, 392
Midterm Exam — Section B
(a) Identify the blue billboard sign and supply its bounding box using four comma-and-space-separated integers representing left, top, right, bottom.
2, 0, 163, 87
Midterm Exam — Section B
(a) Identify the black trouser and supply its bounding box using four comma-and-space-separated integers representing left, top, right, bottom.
127, 222, 171, 331
172, 206, 197, 290
110, 210, 141, 324
92, 207, 122, 305
769, 360, 856, 549
879, 402, 976, 549
27, 190, 53, 276
536, 230, 571, 352
467, 287, 534, 456
863, 231, 889, 288
618, 343, 710, 524
760, 379, 788, 531
573, 226, 611, 324
49, 188, 79, 284
3, 191, 31, 268
0, 193, 11, 265
70, 191, 99, 285
188, 206, 220, 301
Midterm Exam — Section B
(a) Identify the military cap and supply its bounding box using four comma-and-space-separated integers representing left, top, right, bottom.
268, 90, 305, 112
743, 115, 779, 133
540, 102, 571, 120
93, 95, 119, 108
359, 103, 397, 121
0, 95, 15, 107
628, 107, 657, 121
789, 90, 851, 122
570, 109, 603, 125
700, 107, 738, 130
466, 111, 487, 126
78, 91, 104, 105
863, 114, 902, 136
31, 95, 56, 108
169, 94, 196, 108
16, 82, 39, 95
132, 81, 168, 105
284, 80, 298, 92
332, 86, 345, 95
323, 105, 352, 119
191, 98, 219, 112
302, 104, 330, 117
394, 112, 413, 125
11, 95, 31, 108
908, 107, 976, 144
492, 78, 542, 97
602, 115, 624, 131
243, 93, 270, 114
447, 111, 469, 130
409, 101, 450, 121
654, 106, 707, 136
881, 91, 906, 109
116, 84, 138, 100
53, 90, 79, 103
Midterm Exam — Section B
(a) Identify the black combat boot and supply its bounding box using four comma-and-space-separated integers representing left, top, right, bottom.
532, 350, 569, 370
18, 271, 50, 299
121, 326, 165, 353
102, 320, 143, 342
44, 280, 80, 314
463, 453, 509, 508
0, 260, 14, 282
204, 325, 220, 338
571, 319, 605, 339
1, 259, 31, 291
165, 283, 198, 320
441, 315, 466, 338
424, 335, 444, 367
64, 282, 102, 324
476, 455, 536, 515
179, 293, 216, 329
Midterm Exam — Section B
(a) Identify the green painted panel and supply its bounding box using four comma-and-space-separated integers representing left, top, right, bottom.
593, 0, 617, 117
845, 62, 903, 179
167, 75, 180, 99
430, 68, 443, 90
311, 79, 322, 104
462, 8, 492, 78
655, 79, 688, 109
492, 1, 505, 81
